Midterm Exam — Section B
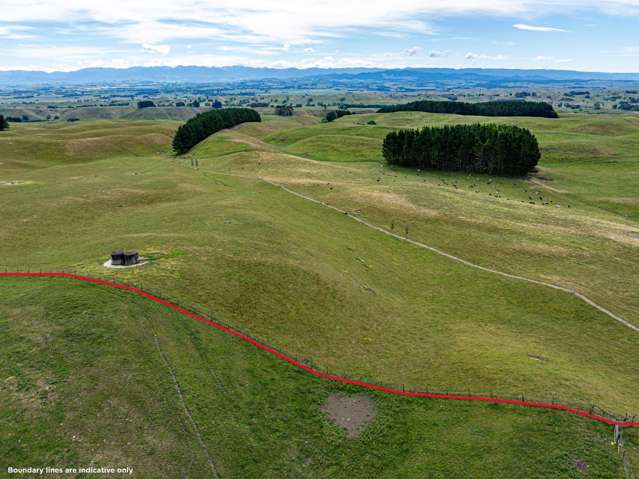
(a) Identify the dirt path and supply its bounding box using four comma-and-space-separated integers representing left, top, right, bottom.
529, 177, 567, 194
274, 179, 639, 333
146, 319, 221, 478
207, 170, 639, 334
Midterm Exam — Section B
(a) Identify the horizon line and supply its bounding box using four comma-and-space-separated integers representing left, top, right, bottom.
2, 65, 639, 75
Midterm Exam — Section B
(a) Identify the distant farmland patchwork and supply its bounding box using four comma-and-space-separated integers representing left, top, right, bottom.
1, 112, 639, 477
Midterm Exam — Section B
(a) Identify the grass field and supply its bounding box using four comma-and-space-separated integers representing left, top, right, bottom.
215, 112, 639, 326
0, 120, 178, 173
1, 113, 638, 476
0, 277, 630, 478
0, 105, 208, 123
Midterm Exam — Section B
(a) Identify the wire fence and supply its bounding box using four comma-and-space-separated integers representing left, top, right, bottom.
2, 264, 638, 431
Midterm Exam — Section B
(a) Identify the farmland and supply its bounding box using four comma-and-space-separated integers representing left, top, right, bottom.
1, 111, 639, 476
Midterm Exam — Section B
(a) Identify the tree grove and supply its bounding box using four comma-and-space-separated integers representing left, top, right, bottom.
172, 108, 261, 154
382, 123, 541, 176
378, 100, 558, 118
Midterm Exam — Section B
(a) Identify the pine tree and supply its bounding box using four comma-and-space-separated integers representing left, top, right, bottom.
378, 100, 558, 118
382, 124, 540, 176
173, 108, 261, 155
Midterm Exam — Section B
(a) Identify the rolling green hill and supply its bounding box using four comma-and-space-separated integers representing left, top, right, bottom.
1, 115, 638, 476
0, 277, 631, 478
0, 106, 207, 124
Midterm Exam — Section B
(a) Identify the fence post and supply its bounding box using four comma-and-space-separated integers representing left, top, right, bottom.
614, 424, 622, 446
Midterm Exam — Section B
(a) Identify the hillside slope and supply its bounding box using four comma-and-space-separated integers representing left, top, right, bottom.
1, 117, 639, 476
0, 277, 629, 478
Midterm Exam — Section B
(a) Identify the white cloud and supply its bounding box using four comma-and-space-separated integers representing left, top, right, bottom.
404, 46, 423, 57
107, 22, 264, 45
465, 51, 507, 60
603, 46, 639, 57
0, 45, 130, 71
1, 1, 633, 45
534, 55, 572, 64
217, 45, 285, 56
2, 0, 638, 71
0, 25, 36, 40
492, 40, 515, 46
513, 23, 567, 32
284, 48, 508, 68
142, 43, 171, 55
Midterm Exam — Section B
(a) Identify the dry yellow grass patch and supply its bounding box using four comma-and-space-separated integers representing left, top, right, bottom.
64, 136, 121, 156
528, 178, 567, 194
509, 241, 572, 257
222, 131, 272, 150
347, 189, 440, 217
252, 150, 361, 174
601, 196, 639, 205
587, 218, 639, 245
64, 133, 171, 157
141, 132, 173, 145
261, 176, 341, 186
524, 216, 639, 246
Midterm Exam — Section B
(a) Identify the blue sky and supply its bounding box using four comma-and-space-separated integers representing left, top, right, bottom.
1, 0, 638, 72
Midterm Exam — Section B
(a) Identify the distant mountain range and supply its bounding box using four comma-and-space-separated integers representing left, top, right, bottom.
0, 66, 377, 84
1, 66, 639, 87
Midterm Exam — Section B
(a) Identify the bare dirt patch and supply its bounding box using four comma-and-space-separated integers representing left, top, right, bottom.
575, 459, 588, 472
0, 180, 34, 187
5, 375, 56, 411
103, 258, 149, 269
322, 394, 376, 438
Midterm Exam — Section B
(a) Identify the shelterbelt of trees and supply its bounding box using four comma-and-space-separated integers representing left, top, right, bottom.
383, 124, 541, 176
0, 115, 8, 131
378, 100, 558, 118
325, 110, 352, 122
173, 108, 261, 154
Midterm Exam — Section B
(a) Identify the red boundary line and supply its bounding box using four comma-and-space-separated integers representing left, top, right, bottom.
3, 271, 638, 427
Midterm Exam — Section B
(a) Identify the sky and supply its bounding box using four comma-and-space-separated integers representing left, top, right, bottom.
1, 0, 639, 72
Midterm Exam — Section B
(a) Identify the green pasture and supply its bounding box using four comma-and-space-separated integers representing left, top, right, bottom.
1, 113, 638, 476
